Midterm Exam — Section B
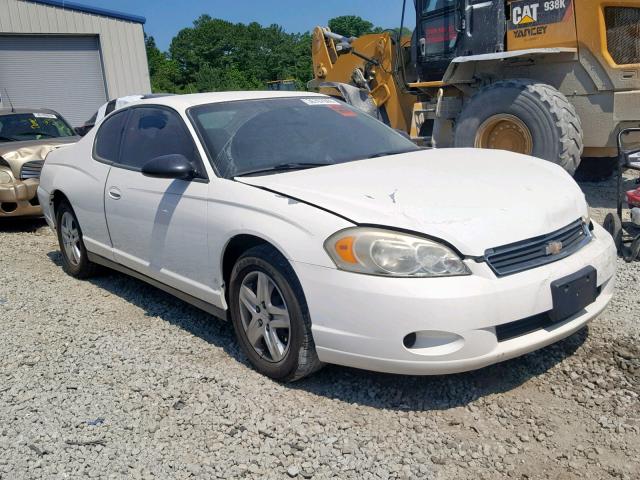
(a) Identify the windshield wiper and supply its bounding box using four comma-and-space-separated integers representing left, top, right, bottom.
364, 148, 418, 160
0, 135, 18, 142
236, 162, 332, 177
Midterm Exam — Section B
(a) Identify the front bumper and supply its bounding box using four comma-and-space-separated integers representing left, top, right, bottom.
0, 178, 42, 217
295, 223, 617, 375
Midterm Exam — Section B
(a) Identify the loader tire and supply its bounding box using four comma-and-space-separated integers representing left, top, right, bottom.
454, 79, 583, 175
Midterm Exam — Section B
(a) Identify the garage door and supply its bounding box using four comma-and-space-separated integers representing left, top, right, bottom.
0, 35, 107, 126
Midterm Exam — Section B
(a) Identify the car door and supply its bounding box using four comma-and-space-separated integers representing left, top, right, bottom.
76, 109, 129, 258
417, 0, 460, 80
104, 106, 216, 303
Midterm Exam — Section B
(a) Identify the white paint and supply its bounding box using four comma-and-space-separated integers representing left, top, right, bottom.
38, 91, 618, 376
238, 148, 589, 256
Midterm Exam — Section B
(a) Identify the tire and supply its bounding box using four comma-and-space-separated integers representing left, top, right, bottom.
603, 212, 623, 255
55, 201, 99, 279
229, 245, 322, 382
454, 79, 583, 175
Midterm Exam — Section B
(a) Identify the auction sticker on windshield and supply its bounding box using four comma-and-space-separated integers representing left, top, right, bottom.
33, 113, 57, 119
301, 98, 341, 106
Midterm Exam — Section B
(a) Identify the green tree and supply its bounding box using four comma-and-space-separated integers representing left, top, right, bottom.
165, 15, 313, 93
328, 15, 383, 38
145, 35, 181, 93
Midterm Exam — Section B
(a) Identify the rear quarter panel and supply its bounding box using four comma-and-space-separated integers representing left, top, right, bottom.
41, 132, 113, 259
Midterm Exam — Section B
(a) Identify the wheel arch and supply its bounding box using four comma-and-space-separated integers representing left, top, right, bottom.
52, 189, 71, 213
221, 233, 292, 300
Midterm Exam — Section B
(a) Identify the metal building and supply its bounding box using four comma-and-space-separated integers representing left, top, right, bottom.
0, 0, 151, 126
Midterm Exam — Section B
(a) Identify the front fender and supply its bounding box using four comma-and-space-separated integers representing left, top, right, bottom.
207, 180, 354, 285
443, 48, 578, 84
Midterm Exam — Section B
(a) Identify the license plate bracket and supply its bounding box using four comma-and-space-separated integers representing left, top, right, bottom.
549, 266, 598, 323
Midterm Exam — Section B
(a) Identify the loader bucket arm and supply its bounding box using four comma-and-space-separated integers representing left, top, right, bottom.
310, 26, 415, 132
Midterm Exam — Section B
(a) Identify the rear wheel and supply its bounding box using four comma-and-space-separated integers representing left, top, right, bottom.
55, 201, 99, 278
454, 79, 583, 175
229, 245, 322, 382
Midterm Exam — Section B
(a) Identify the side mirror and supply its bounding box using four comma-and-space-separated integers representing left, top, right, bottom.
141, 154, 196, 180
74, 126, 90, 137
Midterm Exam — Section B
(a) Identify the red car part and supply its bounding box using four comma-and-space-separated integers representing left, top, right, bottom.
626, 187, 640, 208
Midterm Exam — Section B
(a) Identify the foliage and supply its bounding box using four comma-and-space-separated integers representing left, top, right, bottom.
145, 35, 181, 93
145, 15, 386, 93
328, 15, 383, 38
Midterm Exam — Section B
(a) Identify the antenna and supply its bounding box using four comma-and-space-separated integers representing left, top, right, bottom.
3, 88, 15, 112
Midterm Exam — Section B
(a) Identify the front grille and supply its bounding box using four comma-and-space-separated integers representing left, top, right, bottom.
605, 7, 640, 65
20, 160, 44, 180
485, 220, 591, 277
496, 313, 553, 342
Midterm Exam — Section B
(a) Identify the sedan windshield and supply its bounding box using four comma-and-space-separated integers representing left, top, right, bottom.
0, 113, 75, 142
189, 97, 419, 178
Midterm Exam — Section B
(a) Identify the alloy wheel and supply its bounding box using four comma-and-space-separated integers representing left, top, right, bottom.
238, 271, 291, 363
60, 211, 82, 266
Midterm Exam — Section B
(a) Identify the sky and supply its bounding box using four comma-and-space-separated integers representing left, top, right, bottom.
76, 0, 411, 51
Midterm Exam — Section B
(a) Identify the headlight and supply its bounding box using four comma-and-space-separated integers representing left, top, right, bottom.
0, 168, 12, 185
324, 227, 471, 277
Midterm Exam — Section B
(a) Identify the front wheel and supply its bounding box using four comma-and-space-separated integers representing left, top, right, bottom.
229, 245, 322, 382
454, 79, 583, 175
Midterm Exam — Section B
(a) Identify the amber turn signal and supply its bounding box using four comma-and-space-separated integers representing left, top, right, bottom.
334, 236, 358, 264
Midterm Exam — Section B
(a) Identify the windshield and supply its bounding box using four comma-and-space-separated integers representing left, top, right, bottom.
189, 97, 419, 178
0, 112, 75, 142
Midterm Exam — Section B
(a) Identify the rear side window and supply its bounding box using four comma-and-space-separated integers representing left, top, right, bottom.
118, 107, 203, 175
94, 110, 128, 163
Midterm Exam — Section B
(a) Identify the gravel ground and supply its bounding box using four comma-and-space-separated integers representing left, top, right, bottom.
0, 175, 638, 480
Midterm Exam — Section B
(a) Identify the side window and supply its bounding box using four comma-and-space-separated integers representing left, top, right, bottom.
423, 0, 455, 14
94, 110, 128, 163
119, 107, 204, 177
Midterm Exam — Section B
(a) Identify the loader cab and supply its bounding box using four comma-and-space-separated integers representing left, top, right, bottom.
415, 0, 507, 81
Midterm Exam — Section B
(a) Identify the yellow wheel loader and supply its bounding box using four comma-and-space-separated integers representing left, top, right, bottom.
310, 0, 640, 174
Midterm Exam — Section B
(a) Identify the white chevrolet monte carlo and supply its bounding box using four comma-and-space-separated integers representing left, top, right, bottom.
38, 91, 617, 381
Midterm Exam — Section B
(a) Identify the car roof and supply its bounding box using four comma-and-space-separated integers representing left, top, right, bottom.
130, 91, 327, 111
0, 107, 62, 116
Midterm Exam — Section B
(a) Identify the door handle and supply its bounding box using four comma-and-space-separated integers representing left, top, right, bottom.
419, 38, 426, 57
108, 187, 122, 200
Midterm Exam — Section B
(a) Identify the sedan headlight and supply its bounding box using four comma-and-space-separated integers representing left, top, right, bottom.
324, 227, 471, 277
0, 168, 13, 185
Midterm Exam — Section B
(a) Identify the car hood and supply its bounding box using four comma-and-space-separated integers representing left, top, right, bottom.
235, 149, 589, 256
0, 137, 79, 177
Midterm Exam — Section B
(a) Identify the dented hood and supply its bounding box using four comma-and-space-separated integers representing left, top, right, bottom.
236, 148, 589, 256
0, 137, 79, 178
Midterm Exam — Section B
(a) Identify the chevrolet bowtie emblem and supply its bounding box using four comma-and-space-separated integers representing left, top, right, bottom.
545, 241, 563, 256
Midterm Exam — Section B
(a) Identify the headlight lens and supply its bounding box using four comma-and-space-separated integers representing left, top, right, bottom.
0, 168, 12, 185
324, 228, 471, 277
